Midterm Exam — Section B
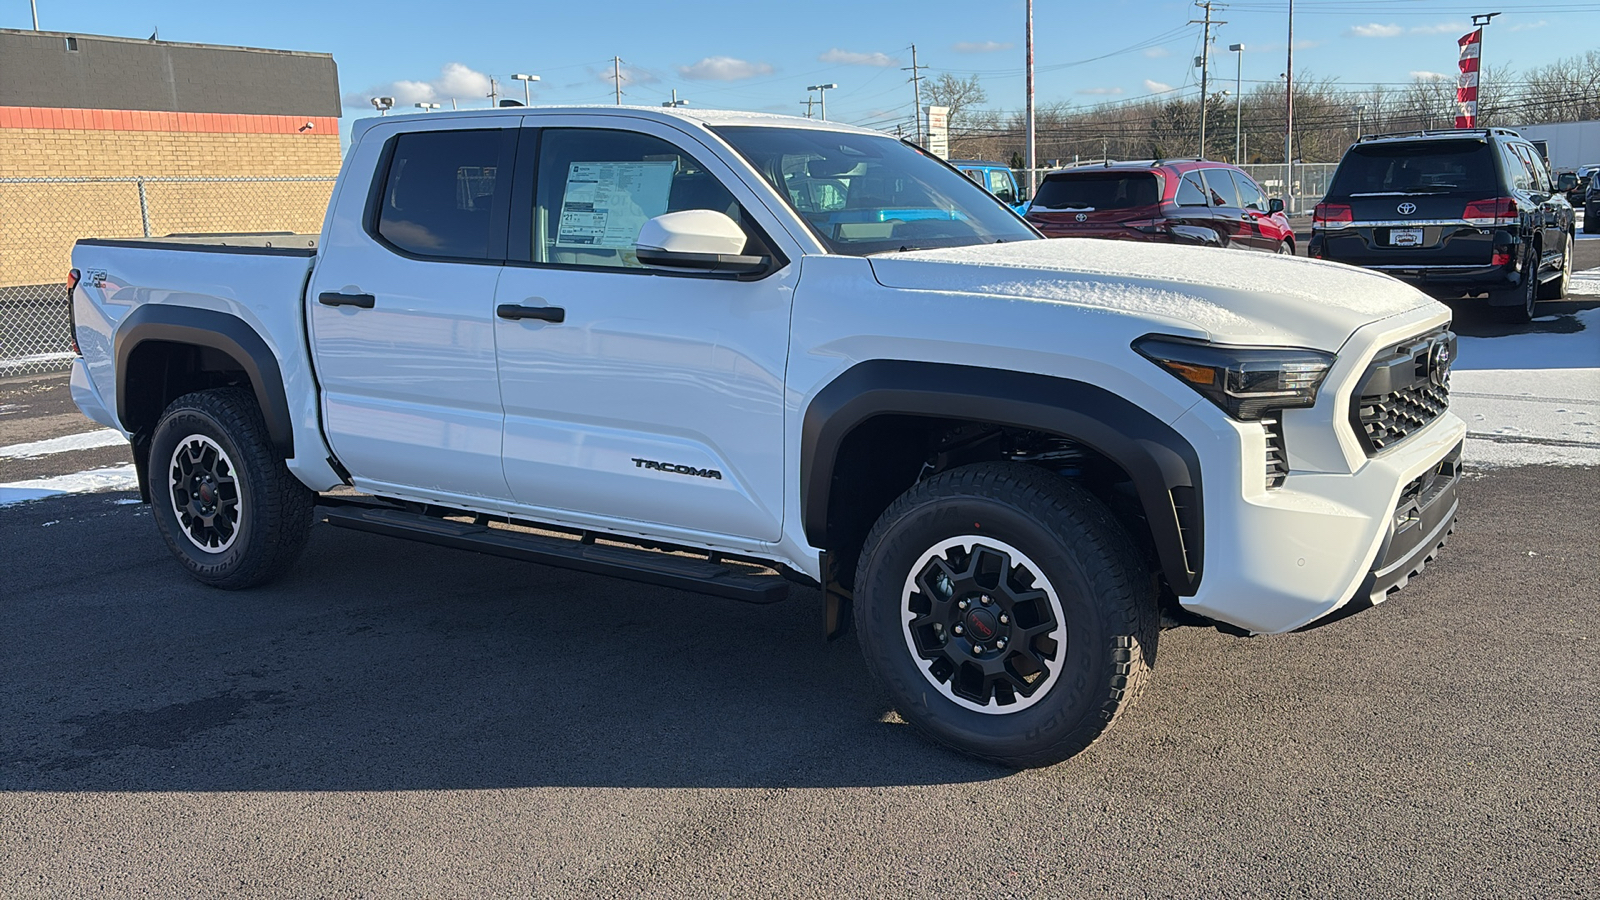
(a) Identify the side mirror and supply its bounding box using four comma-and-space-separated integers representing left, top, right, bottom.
635, 210, 769, 275
1555, 173, 1577, 191
1268, 197, 1285, 214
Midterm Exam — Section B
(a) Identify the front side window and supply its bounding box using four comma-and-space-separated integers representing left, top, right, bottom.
533, 128, 757, 269
713, 126, 1037, 255
376, 129, 507, 260
988, 169, 1017, 204
1230, 170, 1267, 212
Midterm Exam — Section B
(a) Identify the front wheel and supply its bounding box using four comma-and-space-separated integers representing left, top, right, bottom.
148, 387, 314, 589
853, 462, 1158, 768
1277, 240, 1295, 256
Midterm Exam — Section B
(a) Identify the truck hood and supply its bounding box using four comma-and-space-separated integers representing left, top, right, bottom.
867, 239, 1437, 351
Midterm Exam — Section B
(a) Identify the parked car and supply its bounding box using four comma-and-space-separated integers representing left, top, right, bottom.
1024, 160, 1296, 253
67, 107, 1463, 768
1309, 128, 1575, 322
951, 159, 1026, 212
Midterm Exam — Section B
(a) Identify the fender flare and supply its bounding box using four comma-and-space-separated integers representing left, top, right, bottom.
800, 360, 1204, 594
113, 304, 295, 458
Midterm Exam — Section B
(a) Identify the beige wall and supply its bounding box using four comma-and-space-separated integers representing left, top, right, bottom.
0, 128, 340, 287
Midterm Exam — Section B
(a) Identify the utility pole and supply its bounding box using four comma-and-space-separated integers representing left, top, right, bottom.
1284, 0, 1295, 215
613, 56, 623, 105
1025, 0, 1036, 197
488, 77, 499, 108
801, 95, 817, 118
1190, 1, 1225, 160
903, 44, 926, 145
1230, 44, 1244, 163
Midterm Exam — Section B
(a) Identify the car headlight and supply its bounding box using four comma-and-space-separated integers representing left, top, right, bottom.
1133, 335, 1335, 421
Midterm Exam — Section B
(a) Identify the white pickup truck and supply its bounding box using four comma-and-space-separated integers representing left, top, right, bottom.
67, 107, 1465, 766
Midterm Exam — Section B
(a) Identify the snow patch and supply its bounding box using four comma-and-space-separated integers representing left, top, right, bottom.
965, 278, 1258, 331
1454, 368, 1600, 468
0, 464, 140, 506
0, 428, 127, 459
1456, 306, 1600, 371
1566, 266, 1600, 298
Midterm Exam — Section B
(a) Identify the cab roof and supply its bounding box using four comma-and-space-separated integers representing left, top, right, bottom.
349, 104, 885, 145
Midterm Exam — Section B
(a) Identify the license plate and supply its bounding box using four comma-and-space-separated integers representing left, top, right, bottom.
1390, 228, 1424, 247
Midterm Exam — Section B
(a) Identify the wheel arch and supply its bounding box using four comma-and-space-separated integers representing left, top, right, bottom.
800, 360, 1204, 598
114, 305, 294, 460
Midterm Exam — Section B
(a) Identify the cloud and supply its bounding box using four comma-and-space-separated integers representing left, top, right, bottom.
1143, 47, 1171, 58
953, 41, 1013, 53
1347, 23, 1403, 38
678, 56, 775, 81
1410, 71, 1451, 82
1510, 19, 1548, 31
1143, 79, 1173, 93
1077, 87, 1124, 96
819, 48, 898, 66
346, 62, 494, 110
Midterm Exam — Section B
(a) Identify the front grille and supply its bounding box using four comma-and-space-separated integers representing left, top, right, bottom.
1262, 416, 1288, 488
1351, 326, 1455, 456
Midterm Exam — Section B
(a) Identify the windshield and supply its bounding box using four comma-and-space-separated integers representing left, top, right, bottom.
1328, 140, 1498, 197
1031, 172, 1160, 211
712, 126, 1038, 255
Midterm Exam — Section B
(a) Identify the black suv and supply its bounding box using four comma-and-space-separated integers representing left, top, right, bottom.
1309, 128, 1575, 322
1585, 168, 1599, 234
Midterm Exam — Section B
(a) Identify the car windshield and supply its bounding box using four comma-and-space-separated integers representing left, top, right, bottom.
712, 126, 1038, 255
1031, 172, 1161, 211
1328, 140, 1498, 197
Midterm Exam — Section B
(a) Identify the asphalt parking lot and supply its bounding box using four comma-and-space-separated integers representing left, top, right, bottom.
3, 257, 1598, 897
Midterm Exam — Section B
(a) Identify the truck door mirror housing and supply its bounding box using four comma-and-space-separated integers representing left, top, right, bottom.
1555, 172, 1577, 192
1268, 197, 1285, 214
635, 210, 769, 275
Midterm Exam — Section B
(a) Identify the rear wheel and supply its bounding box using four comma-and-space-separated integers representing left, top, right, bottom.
148, 387, 314, 589
853, 462, 1158, 768
1496, 249, 1540, 323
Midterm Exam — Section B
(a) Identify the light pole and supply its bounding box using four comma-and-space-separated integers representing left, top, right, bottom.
370, 96, 394, 116
806, 83, 838, 121
1229, 43, 1244, 163
31, 0, 39, 29
512, 73, 539, 106
662, 89, 687, 108
1354, 104, 1366, 140
415, 102, 440, 113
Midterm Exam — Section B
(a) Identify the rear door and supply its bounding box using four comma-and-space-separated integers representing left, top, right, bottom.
1199, 168, 1248, 248
1227, 169, 1277, 250
308, 118, 518, 501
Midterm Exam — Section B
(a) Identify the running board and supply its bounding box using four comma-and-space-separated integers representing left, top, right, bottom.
319, 505, 789, 604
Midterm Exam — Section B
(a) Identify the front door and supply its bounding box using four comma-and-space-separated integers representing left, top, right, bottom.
492, 119, 798, 542
308, 119, 518, 501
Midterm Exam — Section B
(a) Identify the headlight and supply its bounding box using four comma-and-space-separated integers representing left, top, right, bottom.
1133, 335, 1335, 421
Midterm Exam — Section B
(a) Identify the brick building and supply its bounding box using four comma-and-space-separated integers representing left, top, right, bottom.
0, 28, 341, 311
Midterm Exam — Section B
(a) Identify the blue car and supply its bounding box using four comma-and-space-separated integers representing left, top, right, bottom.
952, 160, 1028, 213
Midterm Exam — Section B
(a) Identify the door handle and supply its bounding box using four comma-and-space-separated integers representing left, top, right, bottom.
497, 303, 565, 323
318, 291, 376, 309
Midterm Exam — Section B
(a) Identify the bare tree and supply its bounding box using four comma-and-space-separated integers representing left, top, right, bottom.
925, 73, 988, 130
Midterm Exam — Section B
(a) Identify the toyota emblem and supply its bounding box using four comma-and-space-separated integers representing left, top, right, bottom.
1428, 340, 1452, 387
1397, 202, 1418, 215
1075, 213, 1088, 222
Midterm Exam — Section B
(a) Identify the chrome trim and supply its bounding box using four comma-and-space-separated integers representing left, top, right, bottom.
1351, 219, 1478, 228
1367, 264, 1489, 270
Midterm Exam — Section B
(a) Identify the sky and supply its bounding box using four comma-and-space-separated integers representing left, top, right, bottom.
7, 0, 1600, 141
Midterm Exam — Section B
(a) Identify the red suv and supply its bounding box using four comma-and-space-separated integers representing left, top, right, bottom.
1024, 160, 1295, 253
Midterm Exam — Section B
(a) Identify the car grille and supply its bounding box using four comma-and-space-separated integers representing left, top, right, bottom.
1351, 326, 1455, 456
1262, 415, 1288, 488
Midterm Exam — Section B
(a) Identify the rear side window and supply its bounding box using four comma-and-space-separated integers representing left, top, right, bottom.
376, 129, 508, 260
1200, 169, 1239, 207
1176, 173, 1208, 207
1031, 172, 1159, 211
1328, 141, 1498, 197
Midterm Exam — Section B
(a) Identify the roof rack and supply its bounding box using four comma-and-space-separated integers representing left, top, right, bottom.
1357, 127, 1523, 142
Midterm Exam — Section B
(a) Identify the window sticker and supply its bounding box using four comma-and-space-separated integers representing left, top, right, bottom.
555, 161, 677, 248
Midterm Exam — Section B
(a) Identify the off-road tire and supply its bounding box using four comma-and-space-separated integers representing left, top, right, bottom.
1537, 236, 1572, 301
148, 387, 314, 589
853, 462, 1158, 768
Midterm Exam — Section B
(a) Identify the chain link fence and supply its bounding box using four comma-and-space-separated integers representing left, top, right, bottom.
1, 176, 336, 378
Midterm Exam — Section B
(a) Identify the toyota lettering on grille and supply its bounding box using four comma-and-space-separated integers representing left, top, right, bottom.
1397, 202, 1418, 215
